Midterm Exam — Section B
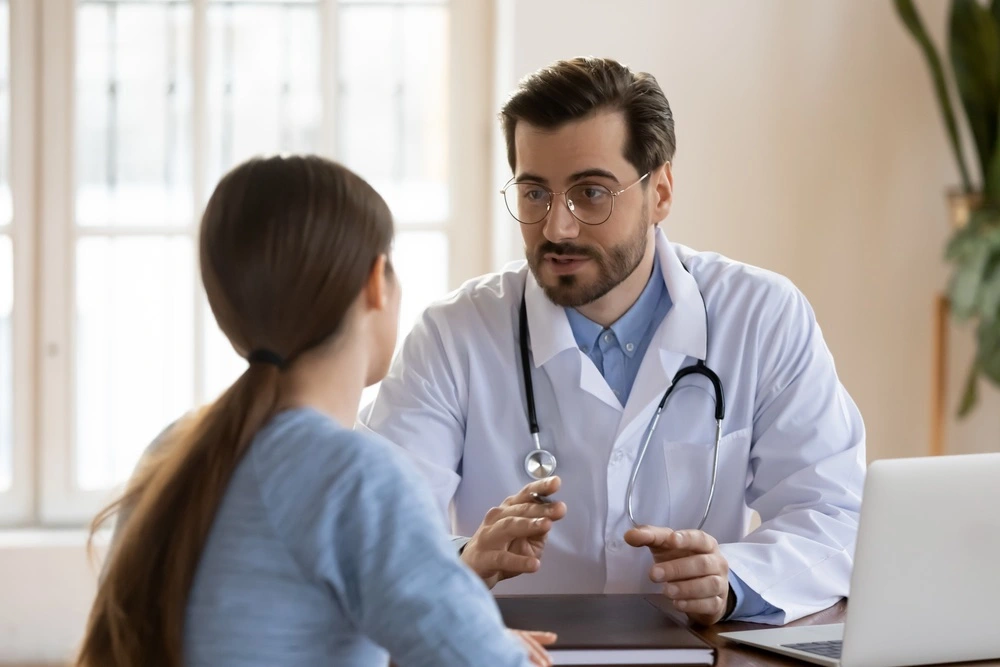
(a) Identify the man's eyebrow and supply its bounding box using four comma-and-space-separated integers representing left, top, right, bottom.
514, 172, 548, 184
568, 168, 620, 183
514, 169, 621, 185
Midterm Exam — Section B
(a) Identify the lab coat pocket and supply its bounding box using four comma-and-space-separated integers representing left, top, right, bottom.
662, 427, 751, 530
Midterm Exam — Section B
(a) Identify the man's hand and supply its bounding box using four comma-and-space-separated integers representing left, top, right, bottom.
461, 476, 567, 588
624, 526, 733, 626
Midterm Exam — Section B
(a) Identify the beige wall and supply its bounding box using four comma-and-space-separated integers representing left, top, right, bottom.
492, 0, 1000, 462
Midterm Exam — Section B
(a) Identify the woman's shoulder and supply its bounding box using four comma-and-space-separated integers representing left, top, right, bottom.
250, 408, 415, 500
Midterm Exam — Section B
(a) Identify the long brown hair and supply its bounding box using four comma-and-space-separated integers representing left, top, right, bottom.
499, 56, 676, 175
76, 155, 394, 667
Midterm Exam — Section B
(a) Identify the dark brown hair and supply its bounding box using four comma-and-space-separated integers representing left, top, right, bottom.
500, 56, 676, 176
76, 155, 394, 667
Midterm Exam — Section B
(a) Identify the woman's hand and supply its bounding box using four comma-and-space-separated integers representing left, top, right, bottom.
509, 629, 557, 666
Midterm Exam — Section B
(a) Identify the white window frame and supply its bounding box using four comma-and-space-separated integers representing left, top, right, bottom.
0, 0, 38, 525
29, 0, 492, 525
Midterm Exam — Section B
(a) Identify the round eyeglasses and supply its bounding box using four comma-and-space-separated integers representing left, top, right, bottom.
501, 172, 649, 226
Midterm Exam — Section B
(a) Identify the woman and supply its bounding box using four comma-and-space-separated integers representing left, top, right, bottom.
76, 155, 555, 666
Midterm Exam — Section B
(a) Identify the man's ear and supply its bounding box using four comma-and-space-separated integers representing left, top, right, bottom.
651, 162, 673, 222
364, 254, 389, 310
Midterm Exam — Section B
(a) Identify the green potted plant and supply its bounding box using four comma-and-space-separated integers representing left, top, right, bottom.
895, 0, 1000, 415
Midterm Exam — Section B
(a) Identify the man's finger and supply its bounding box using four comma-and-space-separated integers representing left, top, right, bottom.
662, 574, 728, 601
495, 501, 568, 522
647, 548, 696, 564
673, 595, 726, 619
506, 476, 562, 506
480, 550, 541, 576
651, 553, 724, 583
668, 529, 718, 554
623, 525, 675, 550
487, 516, 554, 543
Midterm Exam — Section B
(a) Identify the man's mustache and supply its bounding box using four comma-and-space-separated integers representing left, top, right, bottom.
534, 242, 600, 260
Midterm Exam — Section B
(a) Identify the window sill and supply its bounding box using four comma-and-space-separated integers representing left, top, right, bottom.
0, 529, 99, 549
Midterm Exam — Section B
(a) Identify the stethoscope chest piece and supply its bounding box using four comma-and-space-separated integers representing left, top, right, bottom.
524, 448, 557, 479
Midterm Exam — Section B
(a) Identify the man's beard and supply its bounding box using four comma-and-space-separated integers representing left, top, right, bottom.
526, 210, 649, 308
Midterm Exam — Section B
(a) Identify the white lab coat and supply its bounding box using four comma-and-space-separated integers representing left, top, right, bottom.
361, 229, 865, 624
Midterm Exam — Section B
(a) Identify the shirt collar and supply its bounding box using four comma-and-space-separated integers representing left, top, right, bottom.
565, 253, 667, 358
524, 228, 706, 367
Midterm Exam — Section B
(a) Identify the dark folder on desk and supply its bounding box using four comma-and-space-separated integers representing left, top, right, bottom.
496, 594, 716, 666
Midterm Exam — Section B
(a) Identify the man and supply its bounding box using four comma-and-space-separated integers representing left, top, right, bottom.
361, 57, 864, 626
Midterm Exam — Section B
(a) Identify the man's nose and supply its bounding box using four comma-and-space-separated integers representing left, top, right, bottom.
542, 195, 580, 243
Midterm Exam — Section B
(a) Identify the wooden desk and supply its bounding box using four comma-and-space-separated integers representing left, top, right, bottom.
683, 601, 1000, 667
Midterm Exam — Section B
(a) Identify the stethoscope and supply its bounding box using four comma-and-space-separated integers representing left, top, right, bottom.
518, 282, 726, 529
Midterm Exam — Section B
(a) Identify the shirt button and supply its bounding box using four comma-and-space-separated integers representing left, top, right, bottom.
608, 539, 622, 551
625, 342, 635, 353
603, 333, 613, 343
611, 449, 625, 465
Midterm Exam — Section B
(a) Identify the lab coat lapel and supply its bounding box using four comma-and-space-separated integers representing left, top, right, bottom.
616, 231, 708, 443
523, 269, 620, 411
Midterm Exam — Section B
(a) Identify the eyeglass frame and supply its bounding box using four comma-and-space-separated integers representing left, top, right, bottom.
500, 171, 651, 226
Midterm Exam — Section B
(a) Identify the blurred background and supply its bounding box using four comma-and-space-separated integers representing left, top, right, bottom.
1, 0, 999, 663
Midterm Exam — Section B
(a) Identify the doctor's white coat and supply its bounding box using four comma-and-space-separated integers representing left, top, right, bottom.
362, 230, 865, 624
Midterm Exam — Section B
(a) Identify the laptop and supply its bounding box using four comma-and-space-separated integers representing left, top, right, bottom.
719, 452, 1000, 667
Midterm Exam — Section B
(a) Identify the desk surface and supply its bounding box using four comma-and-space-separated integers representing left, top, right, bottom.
684, 601, 1000, 667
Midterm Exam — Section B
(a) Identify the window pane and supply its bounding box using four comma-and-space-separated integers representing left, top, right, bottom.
76, 0, 193, 227
394, 231, 448, 337
206, 0, 322, 188
201, 296, 246, 403
75, 236, 194, 489
0, 236, 11, 492
338, 2, 448, 224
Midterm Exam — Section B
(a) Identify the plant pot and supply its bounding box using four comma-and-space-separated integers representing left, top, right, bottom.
947, 189, 982, 229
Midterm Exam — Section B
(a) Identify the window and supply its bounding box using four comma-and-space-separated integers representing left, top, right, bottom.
20, 0, 490, 524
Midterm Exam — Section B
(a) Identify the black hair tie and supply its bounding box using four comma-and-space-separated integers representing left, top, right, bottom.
247, 349, 287, 371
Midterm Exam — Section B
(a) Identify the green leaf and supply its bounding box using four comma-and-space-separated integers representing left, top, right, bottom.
948, 240, 990, 319
979, 256, 1000, 322
946, 224, 983, 261
894, 0, 973, 191
986, 101, 1000, 202
945, 208, 1000, 262
950, 0, 1000, 186
958, 360, 980, 417
977, 314, 1000, 385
